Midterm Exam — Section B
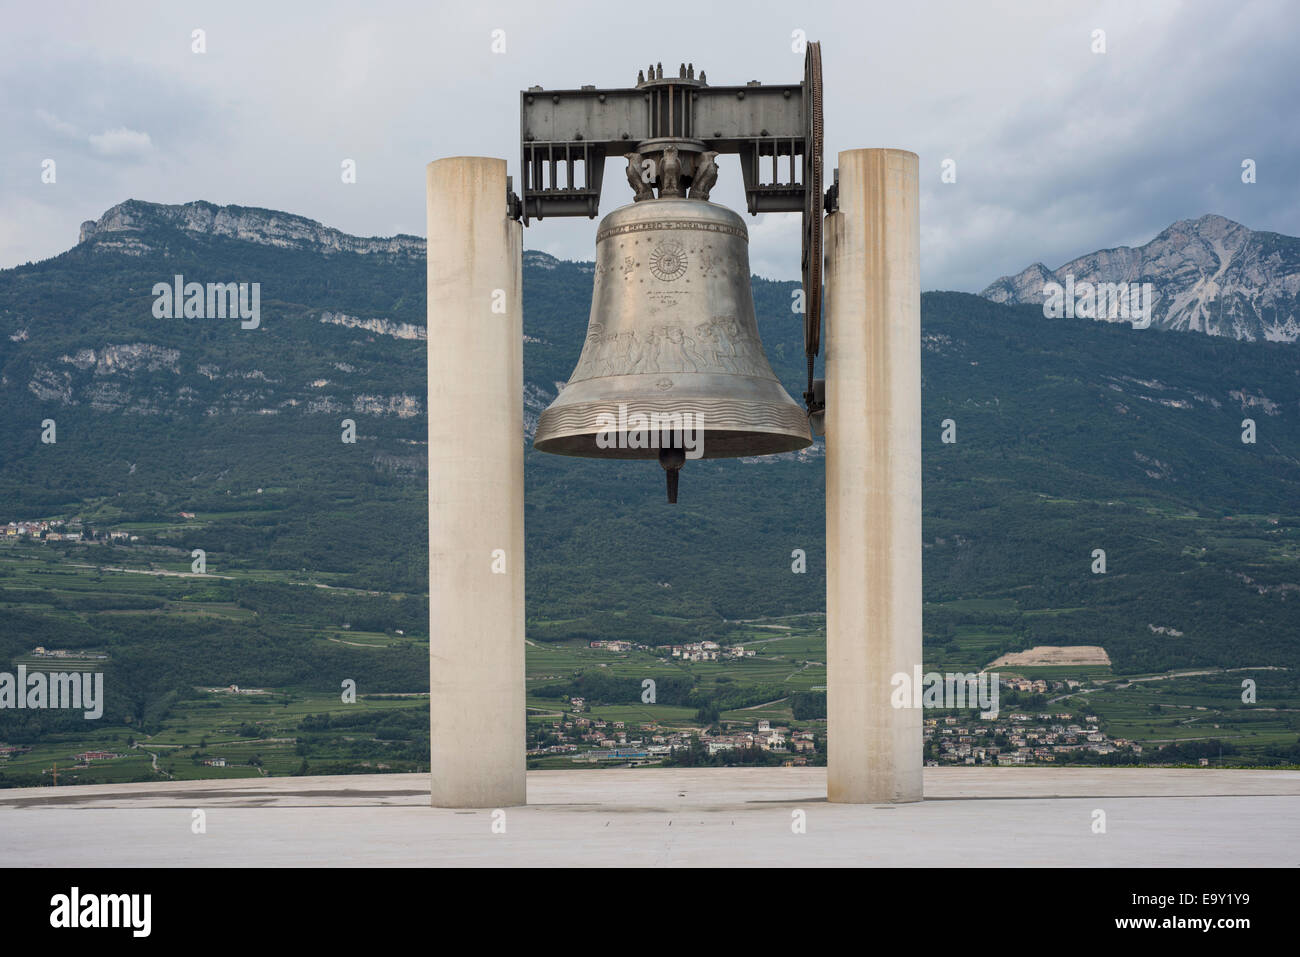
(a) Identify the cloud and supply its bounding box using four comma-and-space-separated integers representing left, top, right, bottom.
0, 0, 1296, 283
35, 109, 79, 137
88, 127, 153, 157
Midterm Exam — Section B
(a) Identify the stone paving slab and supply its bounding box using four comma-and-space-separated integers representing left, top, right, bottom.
2, 768, 1296, 866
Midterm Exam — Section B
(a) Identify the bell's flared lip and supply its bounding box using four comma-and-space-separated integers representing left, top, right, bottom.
534, 393, 812, 460
533, 428, 812, 460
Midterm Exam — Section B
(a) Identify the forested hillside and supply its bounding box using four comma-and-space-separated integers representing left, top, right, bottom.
1, 203, 1297, 738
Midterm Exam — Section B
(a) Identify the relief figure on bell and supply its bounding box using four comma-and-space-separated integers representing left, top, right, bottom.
601, 330, 638, 376
723, 317, 762, 375
573, 322, 605, 379
662, 325, 707, 373
701, 319, 740, 373
629, 326, 663, 374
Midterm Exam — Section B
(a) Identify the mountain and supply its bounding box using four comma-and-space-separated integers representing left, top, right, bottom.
981, 214, 1300, 343
1, 199, 1299, 722
78, 199, 426, 260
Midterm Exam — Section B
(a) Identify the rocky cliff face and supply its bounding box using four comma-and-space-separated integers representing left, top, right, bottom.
982, 214, 1300, 343
7, 201, 595, 424
319, 311, 426, 340
1, 200, 439, 419
78, 199, 426, 260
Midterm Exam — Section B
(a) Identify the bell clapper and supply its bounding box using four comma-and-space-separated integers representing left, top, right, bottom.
659, 446, 685, 504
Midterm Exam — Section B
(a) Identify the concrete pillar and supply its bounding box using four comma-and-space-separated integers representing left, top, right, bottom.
824, 148, 922, 804
426, 157, 526, 808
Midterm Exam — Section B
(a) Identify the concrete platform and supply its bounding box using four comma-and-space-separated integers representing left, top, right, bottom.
2, 767, 1298, 866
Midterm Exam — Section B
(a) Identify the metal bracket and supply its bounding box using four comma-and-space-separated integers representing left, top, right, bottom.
506, 176, 522, 222
519, 59, 817, 224
806, 378, 826, 436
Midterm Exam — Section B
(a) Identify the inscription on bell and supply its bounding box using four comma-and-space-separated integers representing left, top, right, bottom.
645, 290, 682, 307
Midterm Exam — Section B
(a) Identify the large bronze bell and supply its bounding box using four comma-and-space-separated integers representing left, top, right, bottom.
534, 192, 812, 501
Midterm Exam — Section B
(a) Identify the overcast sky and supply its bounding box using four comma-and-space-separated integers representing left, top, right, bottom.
2, 0, 1297, 289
